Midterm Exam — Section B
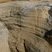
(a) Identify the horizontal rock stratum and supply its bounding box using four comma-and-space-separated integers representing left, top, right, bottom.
0, 1, 52, 52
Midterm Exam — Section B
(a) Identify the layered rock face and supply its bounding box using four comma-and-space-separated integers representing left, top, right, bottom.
0, 1, 52, 52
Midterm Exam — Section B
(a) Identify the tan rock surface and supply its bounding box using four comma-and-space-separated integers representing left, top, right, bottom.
0, 0, 12, 3
0, 1, 52, 52
0, 22, 10, 52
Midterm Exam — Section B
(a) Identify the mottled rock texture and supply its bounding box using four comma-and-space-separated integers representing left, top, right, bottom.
0, 1, 52, 52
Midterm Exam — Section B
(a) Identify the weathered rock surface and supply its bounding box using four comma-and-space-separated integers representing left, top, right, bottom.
0, 1, 52, 52
0, 0, 52, 3
0, 22, 10, 52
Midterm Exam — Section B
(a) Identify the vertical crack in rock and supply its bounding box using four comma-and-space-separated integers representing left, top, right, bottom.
24, 40, 41, 52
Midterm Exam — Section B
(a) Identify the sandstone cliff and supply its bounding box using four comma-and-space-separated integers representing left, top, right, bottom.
0, 1, 52, 52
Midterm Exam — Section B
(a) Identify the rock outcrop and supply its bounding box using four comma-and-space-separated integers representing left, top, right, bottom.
0, 1, 52, 52
0, 22, 10, 52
